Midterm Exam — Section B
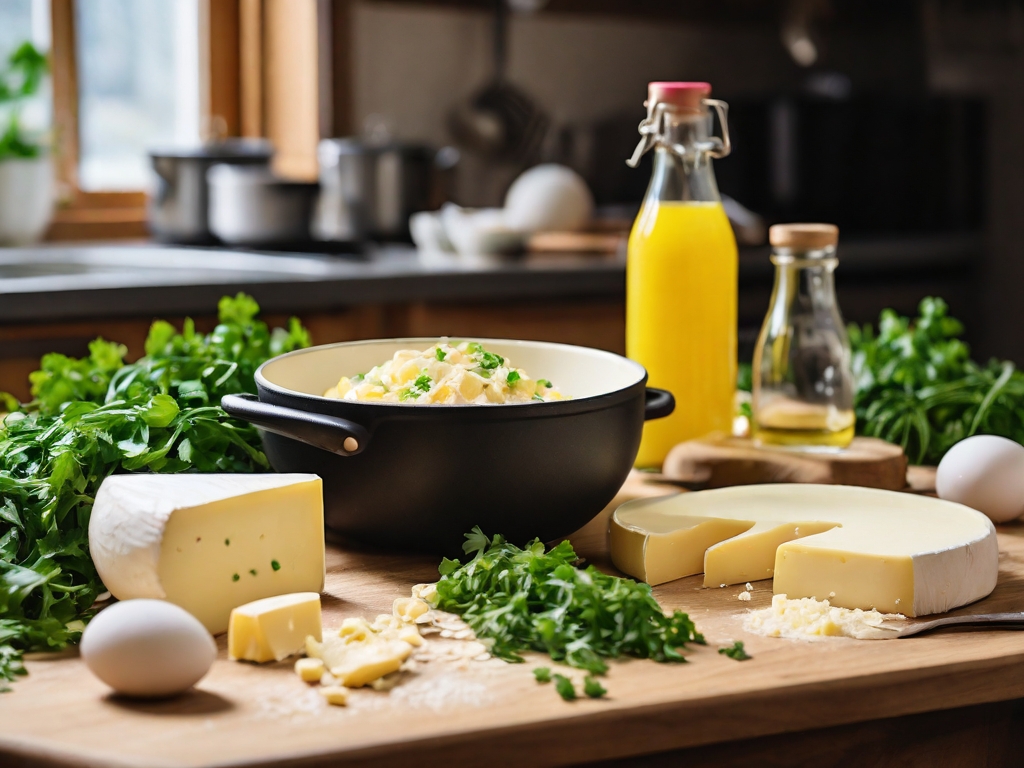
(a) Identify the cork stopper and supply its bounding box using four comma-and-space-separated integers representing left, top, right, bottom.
647, 82, 711, 113
769, 223, 839, 251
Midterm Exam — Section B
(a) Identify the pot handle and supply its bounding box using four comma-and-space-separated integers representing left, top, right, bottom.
644, 388, 675, 420
221, 393, 370, 457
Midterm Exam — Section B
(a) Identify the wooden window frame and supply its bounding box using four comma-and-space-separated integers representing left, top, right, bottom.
46, 0, 242, 241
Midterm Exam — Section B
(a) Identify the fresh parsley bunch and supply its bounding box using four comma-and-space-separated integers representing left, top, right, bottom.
0, 294, 309, 687
850, 297, 1024, 464
435, 528, 704, 676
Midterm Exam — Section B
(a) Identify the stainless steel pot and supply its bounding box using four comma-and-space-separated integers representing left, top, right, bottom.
148, 139, 273, 244
313, 139, 458, 242
207, 165, 319, 246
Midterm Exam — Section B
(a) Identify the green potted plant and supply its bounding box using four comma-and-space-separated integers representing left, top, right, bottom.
0, 42, 51, 245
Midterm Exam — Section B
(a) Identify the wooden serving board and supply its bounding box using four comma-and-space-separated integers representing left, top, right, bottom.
663, 435, 910, 491
2, 472, 1024, 768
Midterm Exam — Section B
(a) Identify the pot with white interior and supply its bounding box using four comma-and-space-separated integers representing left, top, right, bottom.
221, 338, 674, 553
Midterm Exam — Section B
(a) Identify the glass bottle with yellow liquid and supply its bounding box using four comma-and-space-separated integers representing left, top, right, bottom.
752, 223, 855, 449
626, 82, 738, 467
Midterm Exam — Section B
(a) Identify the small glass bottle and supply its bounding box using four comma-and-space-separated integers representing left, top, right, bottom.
752, 223, 855, 449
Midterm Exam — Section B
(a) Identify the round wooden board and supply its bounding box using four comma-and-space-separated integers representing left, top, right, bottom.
661, 435, 910, 491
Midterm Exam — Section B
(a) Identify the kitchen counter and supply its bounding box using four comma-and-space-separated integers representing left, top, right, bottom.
0, 234, 980, 324
0, 471, 1022, 768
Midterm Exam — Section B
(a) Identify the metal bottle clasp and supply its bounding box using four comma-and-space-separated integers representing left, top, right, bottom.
626, 98, 731, 168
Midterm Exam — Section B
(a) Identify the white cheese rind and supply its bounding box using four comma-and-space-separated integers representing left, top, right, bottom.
610, 484, 999, 617
90, 473, 325, 633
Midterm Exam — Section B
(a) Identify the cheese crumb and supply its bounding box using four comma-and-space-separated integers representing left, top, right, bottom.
319, 686, 349, 706
719, 583, 726, 588
743, 594, 905, 640
294, 657, 324, 682
745, 583, 753, 591
738, 591, 752, 602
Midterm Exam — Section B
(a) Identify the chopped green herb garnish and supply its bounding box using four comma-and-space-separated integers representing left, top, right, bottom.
271, 559, 281, 571
478, 351, 504, 370
533, 667, 552, 683
351, 373, 365, 383
506, 370, 521, 387
465, 342, 484, 354
224, 538, 230, 546
249, 569, 257, 576
435, 528, 704, 675
0, 293, 309, 689
537, 379, 552, 388
553, 674, 577, 701
435, 348, 447, 361
232, 573, 240, 582
532, 394, 544, 402
413, 373, 432, 392
472, 367, 491, 379
719, 641, 751, 661
583, 676, 607, 698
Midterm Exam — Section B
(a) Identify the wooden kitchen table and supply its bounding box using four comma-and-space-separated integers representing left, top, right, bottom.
2, 474, 1024, 768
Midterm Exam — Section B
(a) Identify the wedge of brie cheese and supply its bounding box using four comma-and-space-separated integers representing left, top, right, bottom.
90, 474, 325, 634
610, 484, 998, 616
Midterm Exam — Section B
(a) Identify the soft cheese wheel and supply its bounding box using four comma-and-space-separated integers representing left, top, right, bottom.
90, 474, 325, 634
610, 484, 998, 617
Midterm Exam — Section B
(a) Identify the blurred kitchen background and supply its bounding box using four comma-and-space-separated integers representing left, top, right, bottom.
0, 0, 1019, 400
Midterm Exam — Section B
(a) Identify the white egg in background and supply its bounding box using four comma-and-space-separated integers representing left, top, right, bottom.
504, 164, 594, 233
80, 599, 217, 698
936, 435, 1024, 523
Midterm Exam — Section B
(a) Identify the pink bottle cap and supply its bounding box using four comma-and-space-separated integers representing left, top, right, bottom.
647, 82, 712, 111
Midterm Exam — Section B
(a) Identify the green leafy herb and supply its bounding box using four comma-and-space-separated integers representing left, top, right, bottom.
583, 675, 607, 698
532, 394, 544, 402
401, 373, 433, 401
232, 573, 240, 582
536, 379, 552, 389
224, 539, 230, 546
0, 293, 309, 688
435, 528, 704, 676
506, 371, 521, 387
435, 348, 447, 362
533, 667, 552, 683
718, 641, 751, 661
249, 569, 257, 576
271, 559, 281, 571
850, 297, 1024, 464
553, 674, 576, 701
478, 351, 504, 370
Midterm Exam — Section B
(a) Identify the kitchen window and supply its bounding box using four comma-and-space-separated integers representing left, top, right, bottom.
1, 0, 245, 240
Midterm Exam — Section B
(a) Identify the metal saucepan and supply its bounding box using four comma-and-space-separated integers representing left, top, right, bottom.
313, 139, 459, 243
148, 139, 274, 244
221, 338, 674, 553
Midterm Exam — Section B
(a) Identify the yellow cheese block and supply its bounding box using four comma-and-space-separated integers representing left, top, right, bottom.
229, 592, 323, 663
90, 474, 325, 634
609, 484, 998, 616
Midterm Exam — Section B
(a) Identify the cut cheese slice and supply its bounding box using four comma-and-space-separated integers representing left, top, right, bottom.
610, 484, 998, 616
229, 592, 323, 663
90, 474, 325, 634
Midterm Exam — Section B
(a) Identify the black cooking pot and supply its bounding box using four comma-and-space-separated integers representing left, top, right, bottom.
221, 338, 673, 553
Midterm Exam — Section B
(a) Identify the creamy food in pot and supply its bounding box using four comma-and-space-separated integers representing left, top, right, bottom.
323, 341, 568, 405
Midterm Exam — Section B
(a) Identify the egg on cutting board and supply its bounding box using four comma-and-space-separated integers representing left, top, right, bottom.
936, 435, 1024, 523
80, 599, 217, 698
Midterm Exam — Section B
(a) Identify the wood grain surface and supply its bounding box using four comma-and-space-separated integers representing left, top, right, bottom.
2, 471, 1024, 768
663, 435, 909, 491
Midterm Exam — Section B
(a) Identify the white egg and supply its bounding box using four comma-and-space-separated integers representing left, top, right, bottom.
504, 164, 594, 233
80, 599, 217, 698
936, 435, 1024, 523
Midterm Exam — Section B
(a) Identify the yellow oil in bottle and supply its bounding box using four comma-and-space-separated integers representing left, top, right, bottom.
627, 200, 738, 467
752, 398, 855, 448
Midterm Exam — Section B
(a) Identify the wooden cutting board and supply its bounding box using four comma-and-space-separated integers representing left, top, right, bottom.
662, 435, 910, 491
1, 472, 1023, 768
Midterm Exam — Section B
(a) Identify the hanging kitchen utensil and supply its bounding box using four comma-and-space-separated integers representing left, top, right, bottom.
447, 0, 547, 162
